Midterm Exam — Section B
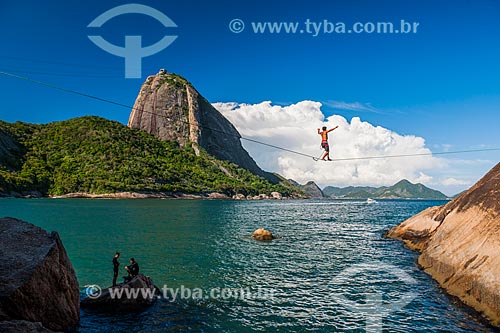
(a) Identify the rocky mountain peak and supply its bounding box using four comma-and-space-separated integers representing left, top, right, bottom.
128, 70, 278, 183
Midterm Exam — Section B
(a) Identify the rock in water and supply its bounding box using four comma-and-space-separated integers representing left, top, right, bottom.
81, 274, 158, 311
128, 71, 279, 183
252, 228, 274, 241
0, 217, 79, 331
387, 162, 500, 326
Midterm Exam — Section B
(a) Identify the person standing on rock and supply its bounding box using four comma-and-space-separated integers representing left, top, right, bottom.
317, 125, 339, 161
112, 252, 120, 287
124, 258, 140, 282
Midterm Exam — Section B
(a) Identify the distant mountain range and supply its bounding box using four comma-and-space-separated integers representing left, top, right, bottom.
323, 179, 448, 199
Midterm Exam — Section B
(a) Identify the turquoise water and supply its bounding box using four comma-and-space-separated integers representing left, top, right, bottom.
0, 198, 498, 332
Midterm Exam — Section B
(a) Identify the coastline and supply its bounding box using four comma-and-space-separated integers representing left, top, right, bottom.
0, 191, 306, 200
0, 191, 450, 201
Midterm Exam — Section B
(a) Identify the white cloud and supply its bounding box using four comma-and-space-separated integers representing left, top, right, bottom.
440, 177, 471, 186
214, 101, 447, 188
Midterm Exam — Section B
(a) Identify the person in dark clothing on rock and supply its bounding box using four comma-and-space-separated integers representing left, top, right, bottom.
112, 252, 120, 287
124, 258, 139, 282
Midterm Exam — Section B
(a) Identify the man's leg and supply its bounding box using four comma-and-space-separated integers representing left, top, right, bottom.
322, 143, 330, 160
113, 271, 118, 287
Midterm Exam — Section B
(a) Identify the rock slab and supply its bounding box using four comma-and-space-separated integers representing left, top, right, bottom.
0, 217, 79, 331
387, 162, 500, 326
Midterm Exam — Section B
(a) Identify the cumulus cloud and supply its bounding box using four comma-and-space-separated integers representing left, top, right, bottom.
213, 101, 446, 188
441, 178, 471, 186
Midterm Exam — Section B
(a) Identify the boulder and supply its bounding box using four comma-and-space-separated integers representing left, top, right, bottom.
252, 228, 274, 241
232, 193, 245, 200
208, 192, 230, 199
387, 162, 500, 326
0, 217, 79, 331
270, 191, 282, 200
21, 191, 43, 198
259, 194, 269, 200
81, 274, 159, 312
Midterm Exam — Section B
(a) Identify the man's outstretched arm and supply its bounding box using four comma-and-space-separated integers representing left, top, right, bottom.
327, 126, 339, 133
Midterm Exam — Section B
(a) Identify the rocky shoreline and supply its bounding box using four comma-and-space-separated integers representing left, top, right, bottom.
1, 190, 307, 200
386, 162, 500, 327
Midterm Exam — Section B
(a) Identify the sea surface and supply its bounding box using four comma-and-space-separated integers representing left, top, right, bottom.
0, 198, 498, 332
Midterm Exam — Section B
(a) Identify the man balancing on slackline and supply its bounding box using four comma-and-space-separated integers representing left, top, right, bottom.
317, 125, 339, 161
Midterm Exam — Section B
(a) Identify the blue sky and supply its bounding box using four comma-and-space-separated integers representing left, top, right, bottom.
0, 0, 499, 193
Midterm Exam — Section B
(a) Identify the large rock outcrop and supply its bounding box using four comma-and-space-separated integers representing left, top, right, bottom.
0, 217, 79, 331
387, 162, 500, 326
128, 71, 279, 183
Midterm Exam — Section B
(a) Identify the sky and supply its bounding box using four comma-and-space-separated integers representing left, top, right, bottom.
0, 0, 499, 195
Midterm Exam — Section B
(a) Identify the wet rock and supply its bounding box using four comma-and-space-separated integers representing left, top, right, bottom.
252, 228, 274, 241
232, 193, 245, 200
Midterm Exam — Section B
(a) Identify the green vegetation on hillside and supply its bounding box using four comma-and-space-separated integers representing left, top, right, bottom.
0, 116, 297, 196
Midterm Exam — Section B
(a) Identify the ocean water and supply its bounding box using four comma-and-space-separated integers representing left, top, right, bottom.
0, 198, 498, 332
